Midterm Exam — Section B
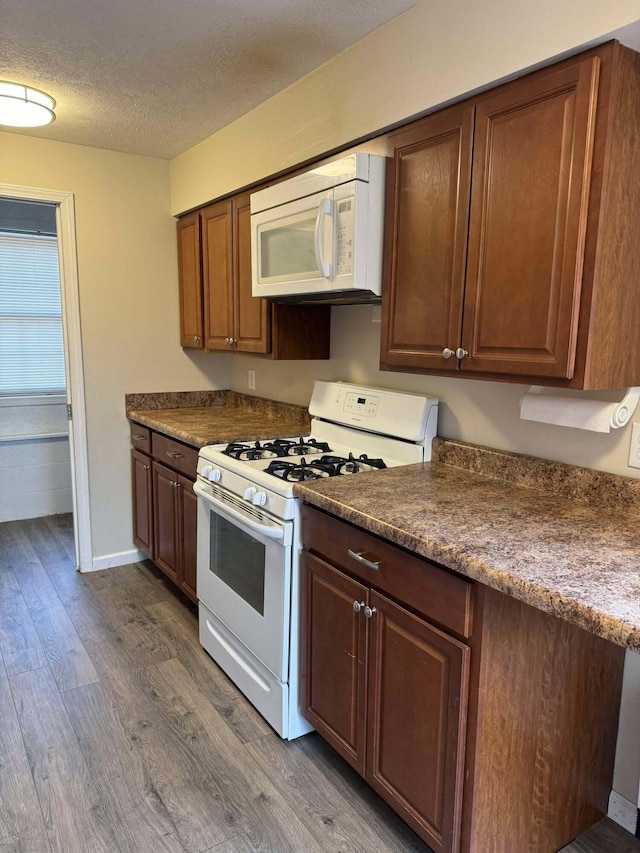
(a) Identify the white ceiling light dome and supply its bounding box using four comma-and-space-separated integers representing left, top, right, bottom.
0, 82, 56, 128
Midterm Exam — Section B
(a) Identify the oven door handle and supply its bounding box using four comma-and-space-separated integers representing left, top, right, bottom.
194, 480, 285, 540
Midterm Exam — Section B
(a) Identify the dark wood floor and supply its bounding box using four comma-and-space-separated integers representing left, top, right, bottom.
0, 514, 638, 853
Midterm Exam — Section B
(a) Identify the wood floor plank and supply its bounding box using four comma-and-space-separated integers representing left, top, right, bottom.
297, 733, 430, 853
3, 521, 99, 692
147, 657, 326, 853
145, 599, 271, 744
9, 665, 125, 853
62, 680, 186, 853
0, 570, 49, 676
561, 817, 640, 852
245, 732, 428, 852
88, 633, 240, 852
43, 514, 76, 563
203, 835, 256, 852
0, 664, 52, 853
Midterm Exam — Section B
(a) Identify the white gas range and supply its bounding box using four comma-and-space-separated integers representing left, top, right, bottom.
194, 381, 438, 739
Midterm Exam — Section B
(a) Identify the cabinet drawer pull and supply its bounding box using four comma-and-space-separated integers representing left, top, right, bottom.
364, 606, 378, 619
353, 600, 365, 614
442, 347, 455, 359
167, 451, 184, 459
143, 464, 150, 471
132, 434, 146, 441
347, 549, 380, 571
456, 347, 469, 359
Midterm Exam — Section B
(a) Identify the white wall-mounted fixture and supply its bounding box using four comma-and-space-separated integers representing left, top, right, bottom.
0, 82, 56, 127
520, 386, 640, 433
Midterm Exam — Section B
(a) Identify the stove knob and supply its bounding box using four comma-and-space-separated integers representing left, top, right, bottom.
243, 486, 256, 502
207, 468, 222, 483
251, 491, 267, 507
201, 464, 212, 478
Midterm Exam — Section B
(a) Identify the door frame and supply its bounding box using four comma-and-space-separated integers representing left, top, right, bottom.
0, 182, 93, 571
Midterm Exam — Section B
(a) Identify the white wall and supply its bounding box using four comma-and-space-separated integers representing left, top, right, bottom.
0, 398, 72, 522
0, 131, 230, 563
170, 0, 640, 214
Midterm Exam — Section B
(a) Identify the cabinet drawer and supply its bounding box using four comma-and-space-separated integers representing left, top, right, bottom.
152, 433, 198, 478
130, 423, 151, 454
302, 504, 473, 638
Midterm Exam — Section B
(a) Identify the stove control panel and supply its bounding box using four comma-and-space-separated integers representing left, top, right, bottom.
343, 391, 379, 418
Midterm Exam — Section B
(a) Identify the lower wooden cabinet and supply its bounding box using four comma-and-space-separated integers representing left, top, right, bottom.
131, 448, 154, 559
305, 552, 469, 853
130, 424, 198, 603
302, 503, 625, 853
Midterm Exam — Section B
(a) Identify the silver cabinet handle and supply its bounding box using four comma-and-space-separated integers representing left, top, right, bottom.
442, 348, 455, 359
347, 549, 380, 571
364, 606, 377, 619
167, 451, 184, 459
194, 336, 201, 343
456, 347, 469, 359
353, 600, 365, 614
143, 464, 150, 471
132, 434, 145, 441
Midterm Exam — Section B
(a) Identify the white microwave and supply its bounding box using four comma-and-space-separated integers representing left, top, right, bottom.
250, 153, 386, 303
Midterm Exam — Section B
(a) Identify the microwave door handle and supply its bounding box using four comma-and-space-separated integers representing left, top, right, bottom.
314, 197, 333, 279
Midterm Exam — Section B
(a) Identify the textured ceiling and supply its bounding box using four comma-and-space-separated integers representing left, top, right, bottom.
1, 0, 418, 159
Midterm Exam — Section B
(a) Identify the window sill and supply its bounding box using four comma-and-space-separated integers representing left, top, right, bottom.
0, 394, 66, 408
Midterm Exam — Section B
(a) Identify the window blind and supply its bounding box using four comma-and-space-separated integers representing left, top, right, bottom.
0, 232, 65, 395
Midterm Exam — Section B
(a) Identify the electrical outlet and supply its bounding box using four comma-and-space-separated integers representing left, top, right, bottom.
248, 369, 256, 391
628, 423, 640, 469
371, 305, 382, 324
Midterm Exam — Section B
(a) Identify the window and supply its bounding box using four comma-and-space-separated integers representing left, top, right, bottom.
0, 231, 65, 396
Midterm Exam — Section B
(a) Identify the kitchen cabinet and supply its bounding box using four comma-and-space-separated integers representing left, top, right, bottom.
179, 191, 331, 359
129, 423, 198, 603
177, 211, 204, 350
301, 503, 625, 853
303, 507, 471, 853
381, 41, 640, 389
131, 447, 153, 559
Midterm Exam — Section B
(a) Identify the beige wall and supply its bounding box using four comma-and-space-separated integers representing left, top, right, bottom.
170, 0, 640, 214
0, 130, 230, 560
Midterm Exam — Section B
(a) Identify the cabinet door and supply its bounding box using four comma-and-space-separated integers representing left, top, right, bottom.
177, 212, 204, 349
152, 461, 180, 583
131, 450, 154, 559
366, 591, 470, 853
202, 200, 234, 351
304, 553, 368, 774
461, 56, 600, 378
233, 193, 271, 354
178, 474, 198, 603
381, 104, 474, 371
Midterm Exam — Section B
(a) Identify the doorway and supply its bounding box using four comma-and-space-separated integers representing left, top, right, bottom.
0, 183, 91, 571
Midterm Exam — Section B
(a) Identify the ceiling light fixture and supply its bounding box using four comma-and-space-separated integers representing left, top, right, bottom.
0, 82, 56, 128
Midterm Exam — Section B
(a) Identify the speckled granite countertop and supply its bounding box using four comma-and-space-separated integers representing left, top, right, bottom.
294, 439, 640, 652
127, 390, 310, 448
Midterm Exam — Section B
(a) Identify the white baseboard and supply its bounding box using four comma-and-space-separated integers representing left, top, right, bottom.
608, 789, 637, 834
84, 548, 146, 573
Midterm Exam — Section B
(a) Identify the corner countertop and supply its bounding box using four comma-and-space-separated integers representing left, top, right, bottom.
126, 389, 311, 448
293, 441, 640, 652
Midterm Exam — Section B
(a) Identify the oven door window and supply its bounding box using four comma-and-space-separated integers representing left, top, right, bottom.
209, 513, 265, 615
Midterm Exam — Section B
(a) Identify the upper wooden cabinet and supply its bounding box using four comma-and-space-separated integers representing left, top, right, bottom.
177, 211, 204, 350
381, 42, 640, 389
381, 103, 474, 372
178, 191, 330, 360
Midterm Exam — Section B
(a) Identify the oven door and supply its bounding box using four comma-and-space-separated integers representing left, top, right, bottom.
194, 479, 292, 681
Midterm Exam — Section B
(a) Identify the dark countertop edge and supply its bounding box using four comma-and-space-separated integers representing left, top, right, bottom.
294, 486, 640, 653
128, 407, 311, 449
